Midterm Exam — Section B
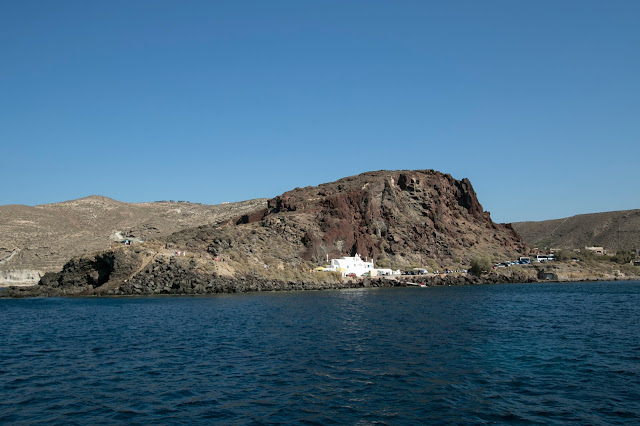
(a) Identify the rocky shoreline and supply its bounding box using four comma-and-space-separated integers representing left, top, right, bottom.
3, 271, 638, 299
0, 268, 538, 299
1, 245, 636, 299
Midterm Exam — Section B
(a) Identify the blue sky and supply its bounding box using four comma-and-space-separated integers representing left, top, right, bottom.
1, 0, 638, 223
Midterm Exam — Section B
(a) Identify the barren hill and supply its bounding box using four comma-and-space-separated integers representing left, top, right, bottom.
512, 210, 640, 251
171, 169, 526, 267
0, 196, 267, 284
6, 170, 530, 297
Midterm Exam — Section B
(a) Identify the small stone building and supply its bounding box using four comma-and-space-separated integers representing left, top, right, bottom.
585, 246, 605, 255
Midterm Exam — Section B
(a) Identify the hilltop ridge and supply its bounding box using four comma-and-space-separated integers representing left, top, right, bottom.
512, 209, 640, 251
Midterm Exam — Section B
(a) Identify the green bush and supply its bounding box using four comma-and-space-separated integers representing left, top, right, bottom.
554, 249, 573, 262
579, 249, 595, 261
612, 250, 635, 264
470, 256, 492, 276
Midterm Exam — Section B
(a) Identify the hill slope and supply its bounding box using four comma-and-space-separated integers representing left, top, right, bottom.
170, 169, 525, 267
0, 196, 267, 284
512, 210, 640, 251
8, 170, 531, 297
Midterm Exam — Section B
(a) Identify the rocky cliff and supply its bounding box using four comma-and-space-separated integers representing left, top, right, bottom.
3, 170, 530, 297
223, 169, 524, 266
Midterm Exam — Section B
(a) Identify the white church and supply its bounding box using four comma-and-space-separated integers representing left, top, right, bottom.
324, 253, 374, 277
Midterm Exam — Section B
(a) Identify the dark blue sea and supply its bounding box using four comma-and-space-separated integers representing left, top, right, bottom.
1, 281, 639, 424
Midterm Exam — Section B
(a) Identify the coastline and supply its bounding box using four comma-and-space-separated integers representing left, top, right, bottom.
2, 270, 638, 299
2, 251, 638, 299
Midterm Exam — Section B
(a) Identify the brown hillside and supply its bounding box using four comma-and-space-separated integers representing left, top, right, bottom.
167, 170, 525, 268
5, 170, 532, 296
512, 210, 640, 251
0, 196, 267, 283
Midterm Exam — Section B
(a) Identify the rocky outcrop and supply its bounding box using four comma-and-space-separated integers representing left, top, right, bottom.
38, 247, 152, 295
2, 169, 534, 298
256, 170, 524, 265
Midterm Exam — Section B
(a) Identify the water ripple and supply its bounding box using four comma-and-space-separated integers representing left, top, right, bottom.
1, 282, 639, 424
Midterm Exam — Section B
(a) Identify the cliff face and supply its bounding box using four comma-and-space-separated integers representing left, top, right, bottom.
233, 170, 524, 265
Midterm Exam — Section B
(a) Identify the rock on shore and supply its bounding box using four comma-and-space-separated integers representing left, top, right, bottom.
0, 252, 538, 299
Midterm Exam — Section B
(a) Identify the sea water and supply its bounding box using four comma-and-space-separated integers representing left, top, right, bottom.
1, 281, 639, 424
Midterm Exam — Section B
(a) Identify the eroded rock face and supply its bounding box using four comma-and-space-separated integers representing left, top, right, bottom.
39, 248, 148, 293
159, 170, 525, 270
257, 170, 524, 264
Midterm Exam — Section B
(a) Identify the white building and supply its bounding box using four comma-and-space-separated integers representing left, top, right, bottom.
375, 268, 396, 276
325, 253, 374, 277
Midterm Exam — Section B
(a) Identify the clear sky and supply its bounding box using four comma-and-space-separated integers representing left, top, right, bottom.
1, 1, 638, 223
